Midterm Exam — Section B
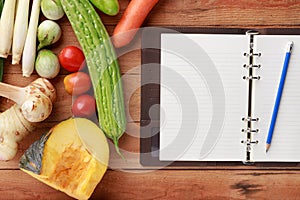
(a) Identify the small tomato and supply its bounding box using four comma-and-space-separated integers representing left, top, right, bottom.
72, 94, 96, 117
64, 72, 91, 95
59, 46, 85, 72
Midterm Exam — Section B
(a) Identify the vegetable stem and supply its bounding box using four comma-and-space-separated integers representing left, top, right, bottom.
0, 0, 17, 58
113, 137, 125, 160
22, 0, 41, 77
12, 0, 30, 65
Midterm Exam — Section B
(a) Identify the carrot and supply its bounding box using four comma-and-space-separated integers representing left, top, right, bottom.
112, 0, 159, 48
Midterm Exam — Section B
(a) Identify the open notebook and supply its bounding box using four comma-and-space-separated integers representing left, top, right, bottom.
140, 28, 300, 164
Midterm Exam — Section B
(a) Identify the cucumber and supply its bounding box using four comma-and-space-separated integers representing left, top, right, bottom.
61, 0, 126, 156
89, 0, 119, 16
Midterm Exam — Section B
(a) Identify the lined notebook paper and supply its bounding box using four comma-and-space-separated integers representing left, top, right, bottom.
252, 35, 300, 161
159, 33, 300, 162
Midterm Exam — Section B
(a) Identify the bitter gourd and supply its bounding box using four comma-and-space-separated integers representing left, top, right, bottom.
61, 0, 126, 156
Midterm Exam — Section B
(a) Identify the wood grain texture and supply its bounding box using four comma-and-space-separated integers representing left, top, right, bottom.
100, 0, 300, 27
1, 0, 300, 199
1, 170, 300, 200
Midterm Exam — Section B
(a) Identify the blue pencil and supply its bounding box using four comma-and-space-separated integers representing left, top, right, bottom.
266, 41, 294, 153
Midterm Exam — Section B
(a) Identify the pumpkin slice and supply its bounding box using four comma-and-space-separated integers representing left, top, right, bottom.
19, 118, 109, 200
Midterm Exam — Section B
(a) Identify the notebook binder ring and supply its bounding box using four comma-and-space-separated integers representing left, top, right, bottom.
246, 30, 260, 36
242, 117, 259, 122
241, 139, 258, 156
243, 64, 261, 69
243, 52, 262, 57
243, 75, 260, 80
241, 128, 259, 133
241, 139, 259, 145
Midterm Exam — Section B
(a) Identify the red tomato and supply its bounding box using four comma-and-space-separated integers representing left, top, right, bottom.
64, 72, 91, 95
72, 95, 96, 117
59, 46, 85, 72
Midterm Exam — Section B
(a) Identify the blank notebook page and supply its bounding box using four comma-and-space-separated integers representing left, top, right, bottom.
253, 35, 300, 162
159, 34, 247, 161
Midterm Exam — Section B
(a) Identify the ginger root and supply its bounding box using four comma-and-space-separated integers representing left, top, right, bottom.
0, 78, 56, 161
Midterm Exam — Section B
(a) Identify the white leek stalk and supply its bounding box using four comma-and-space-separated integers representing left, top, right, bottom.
12, 0, 30, 65
0, 0, 17, 58
22, 0, 41, 77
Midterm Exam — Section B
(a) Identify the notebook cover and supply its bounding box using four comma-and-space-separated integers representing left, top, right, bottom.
140, 27, 300, 167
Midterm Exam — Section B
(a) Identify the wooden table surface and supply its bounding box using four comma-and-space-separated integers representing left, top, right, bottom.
1, 0, 300, 199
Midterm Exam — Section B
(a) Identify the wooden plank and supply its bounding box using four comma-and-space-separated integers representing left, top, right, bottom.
1, 169, 300, 199
96, 170, 300, 199
99, 0, 300, 27
0, 170, 72, 200
1, 0, 300, 199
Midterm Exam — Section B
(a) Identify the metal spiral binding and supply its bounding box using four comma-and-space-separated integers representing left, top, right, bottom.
242, 30, 261, 163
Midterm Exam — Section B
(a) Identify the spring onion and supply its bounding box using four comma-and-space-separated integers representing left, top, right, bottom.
0, 0, 17, 58
22, 0, 41, 77
12, 0, 30, 65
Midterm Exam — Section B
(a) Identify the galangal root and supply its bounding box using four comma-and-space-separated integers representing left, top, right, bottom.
0, 78, 56, 161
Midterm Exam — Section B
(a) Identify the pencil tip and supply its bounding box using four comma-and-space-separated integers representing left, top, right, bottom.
266, 144, 270, 153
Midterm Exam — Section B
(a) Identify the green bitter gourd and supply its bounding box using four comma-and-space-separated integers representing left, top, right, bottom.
61, 0, 126, 156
